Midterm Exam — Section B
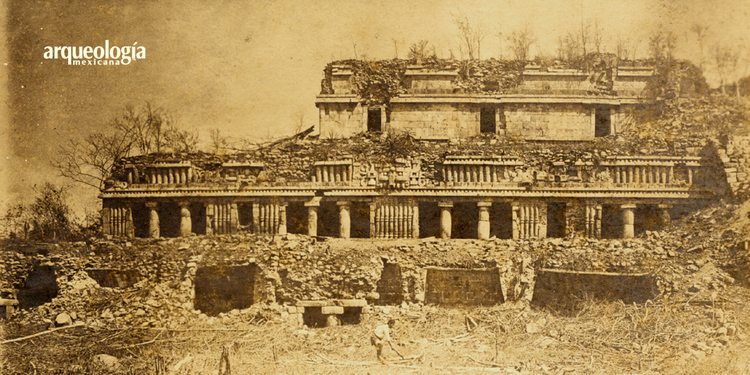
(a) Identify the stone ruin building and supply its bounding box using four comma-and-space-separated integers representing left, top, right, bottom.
100, 61, 718, 243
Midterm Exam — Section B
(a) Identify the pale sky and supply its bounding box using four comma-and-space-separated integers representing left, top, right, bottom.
1, 0, 749, 217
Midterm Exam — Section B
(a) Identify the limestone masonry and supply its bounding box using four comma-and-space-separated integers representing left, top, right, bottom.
100, 61, 727, 243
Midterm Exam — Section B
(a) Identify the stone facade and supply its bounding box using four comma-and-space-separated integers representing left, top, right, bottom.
315, 64, 653, 140
99, 62, 722, 242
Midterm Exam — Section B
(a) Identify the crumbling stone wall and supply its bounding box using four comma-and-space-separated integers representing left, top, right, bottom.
721, 135, 750, 199
389, 102, 479, 139
504, 103, 593, 141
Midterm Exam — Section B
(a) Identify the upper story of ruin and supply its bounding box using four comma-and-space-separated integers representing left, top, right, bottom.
316, 59, 655, 141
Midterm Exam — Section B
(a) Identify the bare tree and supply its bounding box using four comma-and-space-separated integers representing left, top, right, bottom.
408, 40, 436, 62
556, 31, 581, 61
591, 19, 604, 53
507, 26, 537, 62
55, 103, 185, 191
55, 125, 135, 190
648, 26, 677, 63
452, 12, 488, 60
163, 124, 200, 155
690, 23, 709, 69
615, 34, 630, 60
712, 43, 742, 96
209, 128, 229, 155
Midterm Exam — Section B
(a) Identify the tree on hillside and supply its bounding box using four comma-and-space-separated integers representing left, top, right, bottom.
507, 25, 536, 62
452, 12, 488, 60
712, 44, 739, 96
55, 102, 193, 191
556, 31, 581, 62
648, 27, 677, 64
407, 40, 436, 62
690, 23, 709, 70
29, 183, 73, 241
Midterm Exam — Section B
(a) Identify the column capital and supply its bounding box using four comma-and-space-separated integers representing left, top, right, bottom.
657, 204, 673, 209
620, 204, 637, 210
438, 201, 453, 208
178, 201, 191, 207
336, 200, 350, 206
305, 197, 322, 207
477, 201, 492, 208
145, 202, 159, 209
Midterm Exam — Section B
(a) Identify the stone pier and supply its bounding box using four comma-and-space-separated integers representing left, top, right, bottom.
306, 200, 319, 237
179, 201, 192, 237
146, 202, 160, 238
337, 201, 350, 239
621, 204, 636, 239
477, 202, 491, 240
439, 201, 452, 240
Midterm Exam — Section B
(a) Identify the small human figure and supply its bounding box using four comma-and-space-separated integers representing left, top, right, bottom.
371, 319, 399, 362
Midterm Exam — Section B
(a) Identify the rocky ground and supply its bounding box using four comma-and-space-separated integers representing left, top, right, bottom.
1, 198, 750, 374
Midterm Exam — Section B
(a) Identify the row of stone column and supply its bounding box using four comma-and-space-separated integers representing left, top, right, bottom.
442, 165, 510, 184
313, 164, 353, 183
512, 203, 547, 240
102, 206, 133, 237
373, 203, 418, 239
610, 165, 693, 185
584, 204, 602, 238
147, 167, 194, 185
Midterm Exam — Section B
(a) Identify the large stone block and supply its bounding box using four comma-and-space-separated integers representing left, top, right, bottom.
296, 300, 327, 307
334, 299, 367, 307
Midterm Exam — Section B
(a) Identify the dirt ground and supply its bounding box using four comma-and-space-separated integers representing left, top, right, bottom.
3, 285, 750, 375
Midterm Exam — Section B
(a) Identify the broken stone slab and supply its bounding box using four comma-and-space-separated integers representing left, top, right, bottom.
55, 313, 73, 327
296, 300, 327, 307
333, 299, 367, 307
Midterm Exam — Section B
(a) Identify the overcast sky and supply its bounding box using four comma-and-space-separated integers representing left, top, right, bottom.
1, 0, 749, 217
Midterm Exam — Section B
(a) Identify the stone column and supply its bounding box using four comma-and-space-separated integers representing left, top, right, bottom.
146, 202, 159, 238
595, 205, 602, 239
278, 203, 288, 235
204, 202, 214, 236
658, 204, 672, 229
511, 203, 519, 240
337, 201, 350, 239
438, 201, 452, 240
412, 202, 420, 239
125, 205, 134, 239
621, 204, 636, 239
306, 203, 319, 237
252, 203, 260, 234
477, 202, 491, 240
230, 202, 239, 234
101, 205, 111, 236
178, 201, 192, 237
369, 202, 377, 238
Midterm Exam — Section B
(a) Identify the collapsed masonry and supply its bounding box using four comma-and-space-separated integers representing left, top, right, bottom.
100, 62, 725, 242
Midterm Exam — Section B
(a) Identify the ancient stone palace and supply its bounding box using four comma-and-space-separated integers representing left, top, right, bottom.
100, 60, 721, 241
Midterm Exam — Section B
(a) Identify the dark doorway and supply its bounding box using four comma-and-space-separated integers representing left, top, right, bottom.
418, 202, 440, 238
452, 202, 478, 239
287, 202, 307, 234
317, 201, 339, 237
191, 202, 206, 235
367, 108, 382, 132
350, 202, 370, 238
480, 107, 496, 133
490, 203, 513, 239
547, 203, 567, 238
635, 205, 659, 235
17, 262, 58, 309
194, 264, 256, 316
132, 203, 149, 238
160, 202, 181, 238
601, 204, 622, 239
376, 261, 403, 305
239, 203, 253, 232
595, 108, 611, 137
